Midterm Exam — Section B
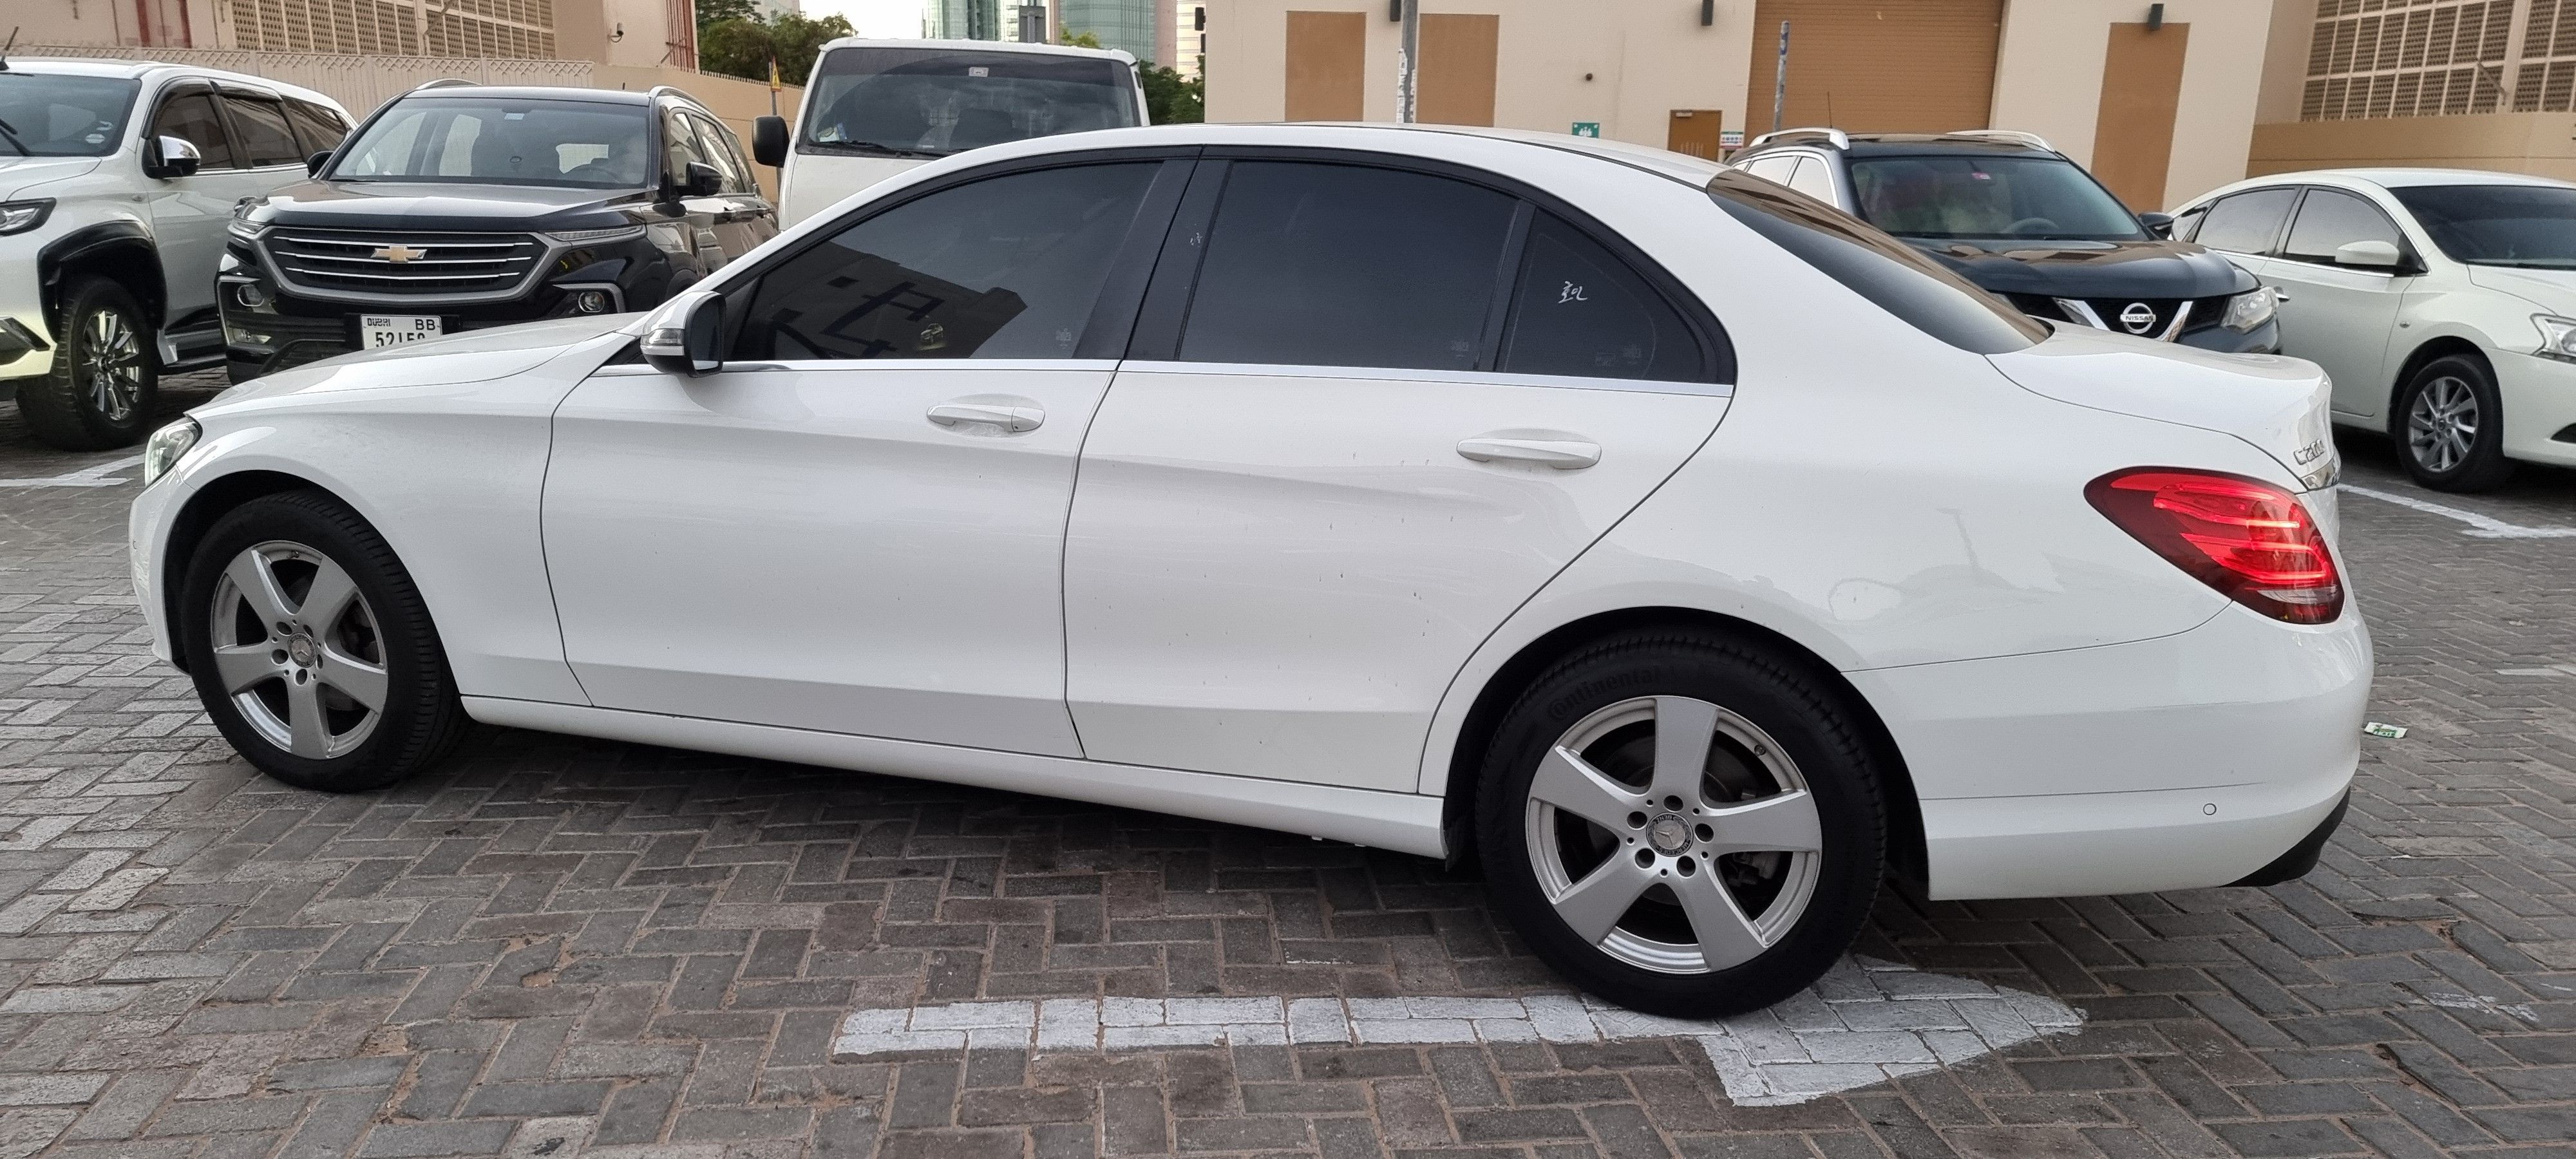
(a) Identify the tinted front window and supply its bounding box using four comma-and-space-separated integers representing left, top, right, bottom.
1500, 214, 1705, 382
2192, 187, 2297, 254
334, 98, 652, 187
1848, 155, 2143, 240
800, 48, 1139, 159
147, 92, 236, 169
1709, 170, 2047, 355
2282, 188, 2407, 263
223, 95, 303, 167
2390, 184, 2576, 267
661, 107, 708, 187
734, 162, 1157, 361
0, 73, 138, 158
1180, 162, 1517, 372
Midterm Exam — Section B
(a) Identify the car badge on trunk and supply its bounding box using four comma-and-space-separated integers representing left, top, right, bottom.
372, 245, 428, 263
2119, 302, 2157, 334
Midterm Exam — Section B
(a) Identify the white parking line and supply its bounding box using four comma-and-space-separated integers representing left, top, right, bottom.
830, 957, 2085, 1107
2338, 484, 2576, 538
0, 456, 142, 489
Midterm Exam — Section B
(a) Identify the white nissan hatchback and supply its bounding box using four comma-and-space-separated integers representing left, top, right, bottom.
129, 126, 2369, 1016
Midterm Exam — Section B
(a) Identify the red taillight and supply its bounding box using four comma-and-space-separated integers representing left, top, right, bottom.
2086, 468, 2344, 625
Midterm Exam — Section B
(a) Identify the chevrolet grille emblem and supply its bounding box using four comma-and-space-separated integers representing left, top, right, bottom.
372, 244, 427, 263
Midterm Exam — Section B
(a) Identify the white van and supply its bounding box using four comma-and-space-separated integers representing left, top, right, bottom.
752, 38, 1149, 226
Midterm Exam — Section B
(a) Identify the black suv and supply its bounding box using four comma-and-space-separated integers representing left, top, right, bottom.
1728, 129, 2277, 353
220, 82, 777, 380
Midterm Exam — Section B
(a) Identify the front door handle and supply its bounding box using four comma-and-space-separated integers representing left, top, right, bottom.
1457, 436, 1600, 469
927, 401, 1044, 433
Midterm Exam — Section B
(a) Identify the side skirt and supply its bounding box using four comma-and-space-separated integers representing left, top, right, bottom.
462, 697, 1449, 858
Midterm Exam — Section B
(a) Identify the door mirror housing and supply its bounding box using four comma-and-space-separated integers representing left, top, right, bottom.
2334, 239, 2406, 269
2137, 211, 2175, 239
640, 288, 724, 376
144, 135, 202, 179
306, 150, 333, 177
752, 115, 789, 167
670, 160, 723, 199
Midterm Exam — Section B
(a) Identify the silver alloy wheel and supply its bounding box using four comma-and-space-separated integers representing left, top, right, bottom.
207, 541, 388, 760
80, 305, 144, 424
1524, 695, 1823, 974
2407, 374, 2478, 475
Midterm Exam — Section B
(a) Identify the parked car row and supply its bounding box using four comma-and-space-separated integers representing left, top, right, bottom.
1728, 127, 2576, 492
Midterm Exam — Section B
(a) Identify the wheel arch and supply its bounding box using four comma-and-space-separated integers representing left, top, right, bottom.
158, 469, 345, 671
1434, 606, 1927, 887
38, 221, 167, 332
2385, 335, 2492, 430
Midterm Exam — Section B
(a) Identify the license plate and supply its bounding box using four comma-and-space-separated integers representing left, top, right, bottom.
359, 314, 441, 348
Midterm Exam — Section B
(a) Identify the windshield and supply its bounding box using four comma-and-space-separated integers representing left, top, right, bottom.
0, 73, 140, 158
332, 97, 653, 187
2390, 184, 2576, 268
1848, 155, 2145, 241
800, 48, 1139, 158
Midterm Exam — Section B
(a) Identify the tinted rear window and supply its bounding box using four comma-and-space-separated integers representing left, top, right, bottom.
1706, 170, 2045, 355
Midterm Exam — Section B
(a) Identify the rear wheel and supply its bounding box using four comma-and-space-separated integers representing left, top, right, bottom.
178, 492, 467, 791
2395, 354, 2514, 492
15, 277, 158, 450
1476, 631, 1885, 1017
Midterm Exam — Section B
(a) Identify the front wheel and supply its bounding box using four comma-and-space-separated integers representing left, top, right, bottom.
14, 277, 158, 450
178, 492, 468, 791
2396, 354, 2514, 492
1476, 632, 1886, 1017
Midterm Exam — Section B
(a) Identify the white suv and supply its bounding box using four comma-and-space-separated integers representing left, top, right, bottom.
0, 59, 350, 449
2175, 168, 2576, 491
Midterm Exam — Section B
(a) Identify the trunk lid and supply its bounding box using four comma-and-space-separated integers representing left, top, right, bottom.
1987, 324, 2338, 491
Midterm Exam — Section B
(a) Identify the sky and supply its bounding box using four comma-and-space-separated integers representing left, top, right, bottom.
802, 0, 929, 38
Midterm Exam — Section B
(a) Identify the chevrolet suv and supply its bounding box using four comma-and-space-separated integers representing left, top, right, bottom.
1730, 129, 2278, 354
1, 58, 351, 448
222, 82, 776, 381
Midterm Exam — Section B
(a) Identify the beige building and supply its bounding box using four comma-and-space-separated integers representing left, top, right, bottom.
1204, 1, 2284, 211
2246, 0, 2576, 184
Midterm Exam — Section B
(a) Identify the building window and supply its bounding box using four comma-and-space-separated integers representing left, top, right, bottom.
2301, 0, 2512, 120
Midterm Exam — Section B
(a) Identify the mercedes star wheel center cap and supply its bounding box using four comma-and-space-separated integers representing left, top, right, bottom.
288, 636, 316, 666
1649, 815, 1692, 855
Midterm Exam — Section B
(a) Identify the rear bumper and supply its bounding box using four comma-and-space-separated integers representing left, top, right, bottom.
1852, 601, 2370, 900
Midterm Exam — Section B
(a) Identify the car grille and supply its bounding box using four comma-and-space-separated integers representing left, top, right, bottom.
2008, 294, 2231, 340
263, 230, 544, 299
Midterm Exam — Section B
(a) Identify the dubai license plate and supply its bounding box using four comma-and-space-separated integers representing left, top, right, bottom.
359, 314, 441, 348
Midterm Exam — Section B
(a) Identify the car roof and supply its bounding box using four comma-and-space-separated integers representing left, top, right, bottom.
2238, 166, 2576, 190
1739, 132, 2058, 160
816, 37, 1138, 65
5, 56, 343, 108
401, 85, 657, 105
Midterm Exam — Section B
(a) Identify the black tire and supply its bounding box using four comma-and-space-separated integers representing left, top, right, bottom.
2393, 353, 2515, 493
178, 491, 468, 791
14, 277, 159, 451
1475, 630, 1885, 1017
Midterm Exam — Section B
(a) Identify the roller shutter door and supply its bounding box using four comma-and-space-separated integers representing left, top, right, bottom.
1745, 0, 2004, 135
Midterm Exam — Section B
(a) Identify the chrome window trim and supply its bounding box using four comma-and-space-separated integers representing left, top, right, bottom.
588, 357, 1124, 378
1115, 361, 1736, 399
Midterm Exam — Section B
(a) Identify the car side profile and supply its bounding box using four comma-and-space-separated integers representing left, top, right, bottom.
0, 57, 351, 448
2175, 168, 2576, 491
130, 124, 2367, 1015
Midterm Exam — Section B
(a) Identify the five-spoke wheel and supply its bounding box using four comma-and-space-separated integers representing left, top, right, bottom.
1479, 632, 1884, 1017
208, 542, 390, 760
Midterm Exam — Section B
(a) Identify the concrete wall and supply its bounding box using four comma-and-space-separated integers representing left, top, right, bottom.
1989, 0, 2282, 211
1203, 0, 1746, 149
2249, 113, 2576, 184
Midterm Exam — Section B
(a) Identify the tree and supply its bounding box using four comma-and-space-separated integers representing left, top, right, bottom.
1138, 63, 1202, 124
695, 0, 759, 35
698, 11, 854, 88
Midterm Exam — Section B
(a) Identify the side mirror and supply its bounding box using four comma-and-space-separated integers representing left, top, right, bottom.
682, 161, 723, 198
306, 150, 333, 177
640, 288, 724, 376
2137, 211, 2175, 239
2334, 239, 2405, 269
753, 115, 788, 167
144, 135, 202, 179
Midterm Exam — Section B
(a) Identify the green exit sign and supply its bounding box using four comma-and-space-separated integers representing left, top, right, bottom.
1571, 122, 1602, 138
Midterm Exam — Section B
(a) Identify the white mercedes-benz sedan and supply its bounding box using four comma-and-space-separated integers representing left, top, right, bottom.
129, 124, 2368, 1015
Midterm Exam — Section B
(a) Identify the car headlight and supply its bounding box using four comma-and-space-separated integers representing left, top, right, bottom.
2535, 315, 2576, 361
2222, 286, 2279, 333
142, 417, 200, 488
0, 199, 55, 236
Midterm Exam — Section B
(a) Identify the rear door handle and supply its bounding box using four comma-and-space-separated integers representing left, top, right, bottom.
927, 401, 1044, 433
1457, 437, 1600, 469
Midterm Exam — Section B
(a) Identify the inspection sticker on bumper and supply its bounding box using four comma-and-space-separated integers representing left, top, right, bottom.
360, 314, 441, 348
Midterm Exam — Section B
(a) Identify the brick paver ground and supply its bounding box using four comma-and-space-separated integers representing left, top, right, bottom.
3, 375, 2573, 1158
